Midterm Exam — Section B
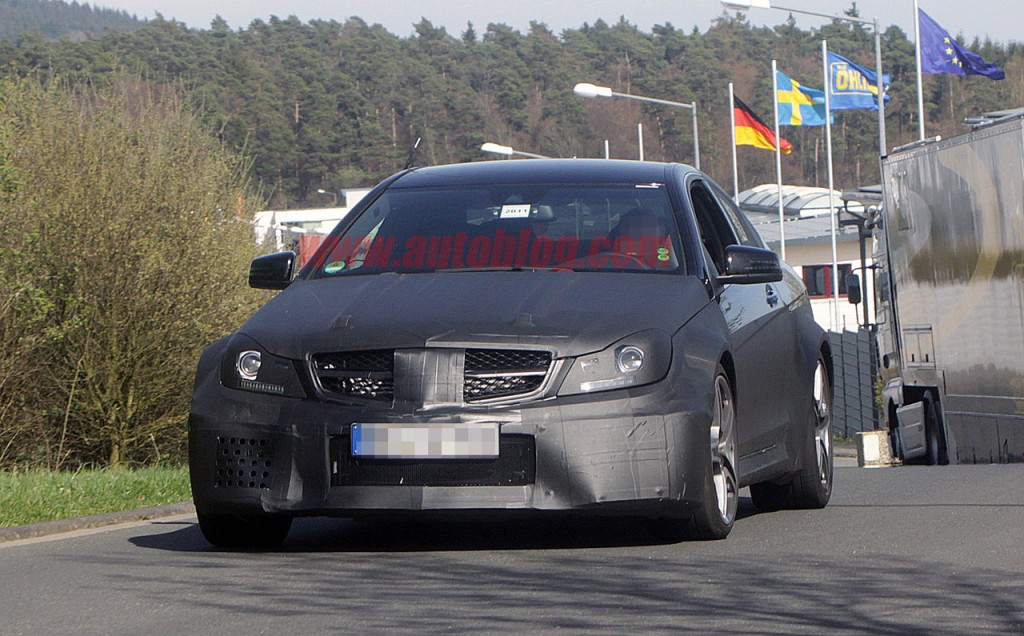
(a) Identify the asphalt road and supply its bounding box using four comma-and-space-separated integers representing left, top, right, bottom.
3, 461, 1023, 634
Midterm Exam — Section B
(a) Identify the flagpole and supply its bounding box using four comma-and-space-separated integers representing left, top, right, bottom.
822, 39, 840, 331
772, 60, 786, 261
914, 0, 926, 140
729, 83, 739, 201
691, 101, 701, 170
873, 17, 887, 155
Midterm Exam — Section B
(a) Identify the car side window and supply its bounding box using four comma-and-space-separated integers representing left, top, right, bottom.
707, 182, 766, 249
689, 180, 739, 275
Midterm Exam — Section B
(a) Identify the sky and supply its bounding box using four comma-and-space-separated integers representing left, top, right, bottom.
93, 0, 1022, 45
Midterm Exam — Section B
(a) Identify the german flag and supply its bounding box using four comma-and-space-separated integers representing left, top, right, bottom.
734, 96, 792, 154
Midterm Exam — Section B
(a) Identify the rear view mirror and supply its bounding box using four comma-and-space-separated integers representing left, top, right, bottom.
846, 273, 862, 304
718, 245, 783, 284
249, 251, 296, 290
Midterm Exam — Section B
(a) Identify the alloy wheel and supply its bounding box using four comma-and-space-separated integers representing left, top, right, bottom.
711, 375, 739, 525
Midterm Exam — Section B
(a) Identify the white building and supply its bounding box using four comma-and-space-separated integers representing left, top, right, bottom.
254, 188, 372, 251
738, 184, 879, 333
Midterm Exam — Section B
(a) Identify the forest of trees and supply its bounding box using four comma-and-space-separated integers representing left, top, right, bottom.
0, 4, 1020, 208
0, 0, 143, 41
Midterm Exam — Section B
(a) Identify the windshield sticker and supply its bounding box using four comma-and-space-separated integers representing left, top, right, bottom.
324, 261, 346, 274
499, 204, 532, 219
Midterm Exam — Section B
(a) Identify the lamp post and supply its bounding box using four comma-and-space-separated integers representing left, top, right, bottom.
721, 0, 886, 155
480, 142, 549, 159
573, 82, 700, 170
316, 188, 338, 205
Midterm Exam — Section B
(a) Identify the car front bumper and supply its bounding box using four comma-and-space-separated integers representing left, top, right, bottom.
188, 356, 715, 520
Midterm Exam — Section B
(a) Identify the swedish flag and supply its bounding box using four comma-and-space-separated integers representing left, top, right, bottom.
776, 70, 828, 126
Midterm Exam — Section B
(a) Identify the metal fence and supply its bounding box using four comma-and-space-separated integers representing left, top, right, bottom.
828, 328, 880, 438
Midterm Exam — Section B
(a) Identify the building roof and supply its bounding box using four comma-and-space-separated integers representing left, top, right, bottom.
737, 184, 865, 248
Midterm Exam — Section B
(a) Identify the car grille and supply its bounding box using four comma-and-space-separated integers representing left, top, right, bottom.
312, 350, 395, 402
330, 434, 535, 487
464, 349, 551, 402
312, 348, 552, 404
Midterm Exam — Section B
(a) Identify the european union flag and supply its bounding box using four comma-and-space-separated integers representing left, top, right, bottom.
919, 9, 1005, 80
827, 51, 891, 111
776, 70, 829, 127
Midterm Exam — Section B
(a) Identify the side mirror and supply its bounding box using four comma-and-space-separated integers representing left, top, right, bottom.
846, 273, 862, 304
249, 251, 296, 290
717, 245, 783, 284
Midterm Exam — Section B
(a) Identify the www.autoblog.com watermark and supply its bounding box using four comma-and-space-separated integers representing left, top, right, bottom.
310, 229, 676, 271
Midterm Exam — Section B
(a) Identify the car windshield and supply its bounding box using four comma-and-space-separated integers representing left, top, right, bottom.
311, 183, 685, 276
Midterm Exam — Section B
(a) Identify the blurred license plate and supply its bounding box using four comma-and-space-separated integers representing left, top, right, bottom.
351, 422, 500, 459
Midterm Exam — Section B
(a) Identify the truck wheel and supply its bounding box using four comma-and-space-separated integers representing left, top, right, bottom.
751, 354, 833, 511
197, 512, 292, 549
923, 392, 949, 465
689, 370, 738, 540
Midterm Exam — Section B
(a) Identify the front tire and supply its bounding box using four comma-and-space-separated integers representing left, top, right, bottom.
197, 512, 292, 549
689, 370, 738, 540
923, 391, 949, 466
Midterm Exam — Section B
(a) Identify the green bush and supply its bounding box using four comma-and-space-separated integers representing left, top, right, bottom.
0, 76, 266, 468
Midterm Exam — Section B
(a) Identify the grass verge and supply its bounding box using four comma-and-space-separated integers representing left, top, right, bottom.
0, 465, 190, 528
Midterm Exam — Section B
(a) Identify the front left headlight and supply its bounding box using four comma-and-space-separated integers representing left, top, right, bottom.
219, 334, 307, 398
557, 329, 672, 396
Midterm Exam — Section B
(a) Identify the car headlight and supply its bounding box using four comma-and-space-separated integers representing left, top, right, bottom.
236, 351, 262, 381
558, 330, 672, 396
615, 346, 645, 374
220, 334, 307, 398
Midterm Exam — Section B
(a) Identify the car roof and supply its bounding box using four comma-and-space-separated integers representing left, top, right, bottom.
391, 158, 699, 188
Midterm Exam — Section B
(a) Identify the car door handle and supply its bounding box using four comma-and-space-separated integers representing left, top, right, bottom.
765, 285, 779, 308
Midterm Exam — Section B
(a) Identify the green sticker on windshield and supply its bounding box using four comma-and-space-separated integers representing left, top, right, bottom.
324, 261, 346, 274
657, 248, 670, 261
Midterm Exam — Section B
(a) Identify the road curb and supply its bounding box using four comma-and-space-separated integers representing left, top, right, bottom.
0, 501, 195, 544
834, 441, 857, 458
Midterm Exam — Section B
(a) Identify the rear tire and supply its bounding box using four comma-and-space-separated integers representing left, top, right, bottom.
689, 369, 738, 540
751, 354, 833, 511
197, 512, 292, 549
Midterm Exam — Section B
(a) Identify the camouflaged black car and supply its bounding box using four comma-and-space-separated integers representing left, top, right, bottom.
189, 159, 833, 548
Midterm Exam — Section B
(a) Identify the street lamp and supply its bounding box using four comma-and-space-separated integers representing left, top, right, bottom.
316, 188, 338, 205
721, 0, 886, 155
479, 142, 549, 159
573, 82, 700, 170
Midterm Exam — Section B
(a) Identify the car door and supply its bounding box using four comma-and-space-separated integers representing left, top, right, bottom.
687, 177, 794, 464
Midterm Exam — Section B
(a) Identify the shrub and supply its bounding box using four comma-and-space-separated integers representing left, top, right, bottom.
0, 76, 266, 468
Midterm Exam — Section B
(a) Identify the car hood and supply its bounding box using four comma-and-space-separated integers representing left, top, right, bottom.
239, 271, 711, 359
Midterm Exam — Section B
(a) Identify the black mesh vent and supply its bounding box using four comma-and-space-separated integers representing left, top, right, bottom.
464, 349, 551, 402
214, 437, 273, 489
313, 350, 395, 402
331, 434, 535, 487
465, 349, 551, 373
464, 375, 546, 401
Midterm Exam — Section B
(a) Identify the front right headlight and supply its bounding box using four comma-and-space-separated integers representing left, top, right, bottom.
219, 334, 307, 398
557, 330, 672, 396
